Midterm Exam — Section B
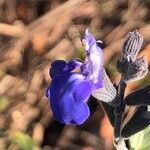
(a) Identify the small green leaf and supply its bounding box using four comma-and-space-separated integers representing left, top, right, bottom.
0, 97, 9, 112
140, 76, 150, 86
0, 129, 6, 137
76, 47, 85, 60
11, 132, 37, 150
130, 125, 150, 150
107, 63, 118, 76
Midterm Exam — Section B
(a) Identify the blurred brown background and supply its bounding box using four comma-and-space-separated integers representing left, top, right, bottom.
0, 0, 150, 150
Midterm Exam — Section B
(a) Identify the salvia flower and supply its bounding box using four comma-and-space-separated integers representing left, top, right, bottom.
117, 30, 148, 83
91, 29, 149, 149
46, 29, 103, 125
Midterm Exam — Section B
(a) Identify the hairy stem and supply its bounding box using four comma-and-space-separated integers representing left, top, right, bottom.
114, 80, 127, 142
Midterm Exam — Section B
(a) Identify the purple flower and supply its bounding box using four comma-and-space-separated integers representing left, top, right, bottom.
46, 29, 103, 125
